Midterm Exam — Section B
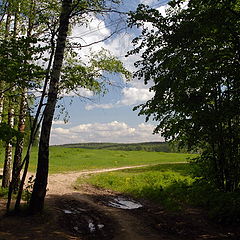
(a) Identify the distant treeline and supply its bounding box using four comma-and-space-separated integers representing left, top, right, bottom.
58, 142, 185, 153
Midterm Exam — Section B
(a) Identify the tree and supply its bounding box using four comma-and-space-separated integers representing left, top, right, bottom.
29, 0, 73, 213
0, 0, 130, 213
128, 0, 240, 192
29, 0, 130, 213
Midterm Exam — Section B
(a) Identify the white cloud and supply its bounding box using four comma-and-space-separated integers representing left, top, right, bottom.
50, 121, 163, 145
85, 87, 153, 110
52, 120, 69, 125
120, 87, 154, 105
157, 4, 168, 17
61, 88, 94, 98
103, 32, 138, 73
85, 103, 114, 110
70, 15, 111, 53
139, 0, 158, 5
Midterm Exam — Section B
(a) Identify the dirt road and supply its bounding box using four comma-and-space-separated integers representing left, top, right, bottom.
0, 165, 239, 240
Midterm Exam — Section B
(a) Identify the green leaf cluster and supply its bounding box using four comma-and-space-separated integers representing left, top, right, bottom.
60, 48, 131, 95
0, 37, 46, 88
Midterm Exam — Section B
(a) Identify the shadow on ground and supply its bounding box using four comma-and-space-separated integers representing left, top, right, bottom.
0, 189, 239, 240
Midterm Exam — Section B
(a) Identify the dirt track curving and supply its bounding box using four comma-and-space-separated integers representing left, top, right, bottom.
0, 165, 239, 240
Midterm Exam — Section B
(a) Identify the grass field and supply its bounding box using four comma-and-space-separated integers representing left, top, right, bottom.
59, 142, 175, 152
76, 163, 193, 210
0, 146, 194, 173
76, 163, 240, 223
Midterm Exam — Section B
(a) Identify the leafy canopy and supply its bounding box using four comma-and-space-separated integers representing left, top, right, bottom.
128, 0, 240, 191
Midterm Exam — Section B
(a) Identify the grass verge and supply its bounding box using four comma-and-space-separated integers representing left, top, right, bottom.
76, 163, 240, 224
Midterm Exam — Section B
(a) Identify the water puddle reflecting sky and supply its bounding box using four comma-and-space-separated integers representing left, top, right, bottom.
108, 197, 143, 209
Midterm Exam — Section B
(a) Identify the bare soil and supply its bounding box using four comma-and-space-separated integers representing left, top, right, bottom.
0, 166, 239, 240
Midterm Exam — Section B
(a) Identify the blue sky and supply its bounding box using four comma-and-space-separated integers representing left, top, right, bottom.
50, 0, 169, 145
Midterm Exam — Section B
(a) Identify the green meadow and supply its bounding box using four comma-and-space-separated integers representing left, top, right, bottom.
76, 163, 240, 223
76, 163, 193, 211
0, 146, 194, 173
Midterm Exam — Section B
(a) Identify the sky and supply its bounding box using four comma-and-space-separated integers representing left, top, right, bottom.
50, 0, 169, 145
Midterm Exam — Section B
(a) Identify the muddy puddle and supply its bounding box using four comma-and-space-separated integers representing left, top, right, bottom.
108, 196, 143, 210
57, 199, 114, 240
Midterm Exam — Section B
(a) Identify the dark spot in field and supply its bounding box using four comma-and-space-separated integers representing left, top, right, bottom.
56, 199, 114, 240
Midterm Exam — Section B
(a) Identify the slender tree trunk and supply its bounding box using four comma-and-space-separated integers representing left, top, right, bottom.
29, 0, 72, 213
1, 4, 11, 187
2, 1, 20, 188
0, 81, 4, 123
2, 101, 14, 188
12, 29, 56, 212
12, 90, 27, 191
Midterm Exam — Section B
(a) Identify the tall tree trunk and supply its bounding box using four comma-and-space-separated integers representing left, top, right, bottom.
29, 0, 72, 213
12, 90, 27, 191
13, 24, 56, 213
0, 81, 4, 123
2, 101, 14, 188
1, 3, 11, 187
2, 1, 20, 188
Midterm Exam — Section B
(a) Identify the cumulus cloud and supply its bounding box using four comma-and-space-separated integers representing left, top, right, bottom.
103, 32, 138, 73
120, 87, 154, 105
85, 87, 153, 110
50, 121, 163, 145
61, 88, 94, 98
70, 15, 111, 53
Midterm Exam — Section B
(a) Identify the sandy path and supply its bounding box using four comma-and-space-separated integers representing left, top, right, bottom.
47, 164, 165, 240
47, 164, 152, 195
46, 162, 186, 195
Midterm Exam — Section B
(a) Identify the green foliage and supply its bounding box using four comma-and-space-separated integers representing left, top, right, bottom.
60, 48, 131, 95
0, 123, 20, 142
0, 186, 8, 197
0, 37, 46, 88
88, 49, 132, 81
128, 0, 240, 192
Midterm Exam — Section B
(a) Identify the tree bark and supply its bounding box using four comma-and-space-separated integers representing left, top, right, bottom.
29, 0, 72, 213
12, 90, 27, 192
0, 81, 4, 124
2, 101, 14, 188
1, 4, 11, 188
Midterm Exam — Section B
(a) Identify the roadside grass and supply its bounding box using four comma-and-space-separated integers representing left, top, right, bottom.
76, 163, 193, 211
0, 147, 194, 173
76, 163, 240, 224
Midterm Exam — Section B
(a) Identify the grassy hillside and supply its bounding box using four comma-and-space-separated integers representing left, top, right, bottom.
0, 146, 194, 173
58, 142, 179, 152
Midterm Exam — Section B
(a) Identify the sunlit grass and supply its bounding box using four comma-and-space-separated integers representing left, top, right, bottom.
0, 146, 195, 173
77, 163, 240, 223
76, 163, 193, 210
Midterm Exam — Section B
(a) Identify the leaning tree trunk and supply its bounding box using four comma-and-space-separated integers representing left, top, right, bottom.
29, 0, 72, 213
